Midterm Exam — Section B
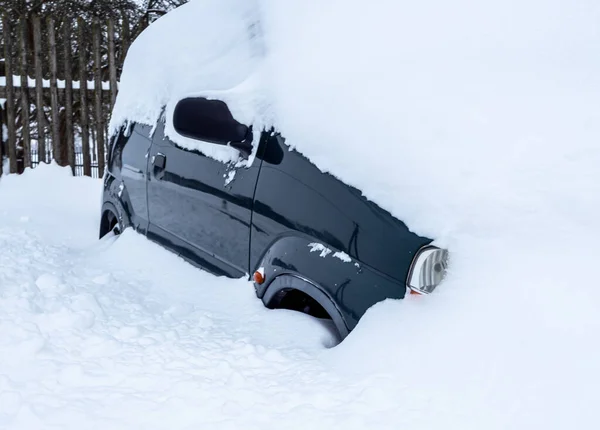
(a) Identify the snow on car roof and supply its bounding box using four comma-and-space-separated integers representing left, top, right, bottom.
110, 0, 267, 163
111, 0, 600, 246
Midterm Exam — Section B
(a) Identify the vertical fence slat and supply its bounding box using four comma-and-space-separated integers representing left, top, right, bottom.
32, 16, 46, 163
0, 107, 3, 176
19, 17, 31, 170
2, 16, 18, 173
48, 17, 62, 166
93, 19, 105, 178
108, 19, 118, 109
1, 19, 6, 176
0, 103, 3, 176
63, 22, 75, 173
121, 13, 130, 66
78, 17, 91, 177
0, 17, 2, 176
2, 14, 124, 178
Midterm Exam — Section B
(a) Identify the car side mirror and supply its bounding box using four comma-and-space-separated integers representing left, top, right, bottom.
173, 97, 252, 157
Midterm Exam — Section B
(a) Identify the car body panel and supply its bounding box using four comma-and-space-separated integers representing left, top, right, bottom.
251, 134, 431, 284
254, 235, 416, 331
261, 274, 350, 339
102, 118, 434, 337
145, 121, 263, 277
107, 123, 153, 234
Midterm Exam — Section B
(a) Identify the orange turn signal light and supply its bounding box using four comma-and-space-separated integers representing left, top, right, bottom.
253, 271, 265, 285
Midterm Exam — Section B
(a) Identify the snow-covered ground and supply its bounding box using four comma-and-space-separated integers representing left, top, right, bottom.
2, 0, 600, 428
0, 165, 346, 429
1, 166, 599, 430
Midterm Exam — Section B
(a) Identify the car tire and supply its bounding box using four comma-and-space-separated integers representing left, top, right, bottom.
99, 203, 127, 239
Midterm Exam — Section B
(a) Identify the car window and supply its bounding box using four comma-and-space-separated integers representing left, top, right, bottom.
116, 123, 153, 173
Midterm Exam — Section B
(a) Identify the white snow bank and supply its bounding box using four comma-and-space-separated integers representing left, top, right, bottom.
0, 166, 360, 430
330, 236, 600, 428
0, 163, 100, 244
2, 163, 600, 428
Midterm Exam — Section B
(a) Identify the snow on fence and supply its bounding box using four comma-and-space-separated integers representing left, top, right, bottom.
0, 75, 112, 91
0, 14, 132, 177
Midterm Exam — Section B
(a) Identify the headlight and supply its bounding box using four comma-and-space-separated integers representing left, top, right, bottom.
407, 246, 449, 295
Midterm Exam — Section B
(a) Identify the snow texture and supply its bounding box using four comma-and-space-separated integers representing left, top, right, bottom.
0, 165, 344, 430
0, 76, 111, 90
308, 243, 333, 258
332, 251, 352, 263
111, 0, 600, 240
2, 164, 599, 429
309, 245, 353, 264
2, 158, 600, 430
2, 0, 598, 428
224, 169, 236, 186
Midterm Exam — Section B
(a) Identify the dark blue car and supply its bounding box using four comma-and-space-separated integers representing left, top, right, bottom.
100, 97, 449, 340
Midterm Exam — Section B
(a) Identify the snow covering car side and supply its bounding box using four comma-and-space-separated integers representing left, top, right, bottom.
100, 97, 449, 339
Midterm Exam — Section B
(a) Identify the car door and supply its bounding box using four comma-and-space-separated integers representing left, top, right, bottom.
146, 118, 262, 278
112, 122, 154, 233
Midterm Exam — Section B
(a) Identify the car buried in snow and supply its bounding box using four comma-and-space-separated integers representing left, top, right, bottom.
99, 97, 449, 340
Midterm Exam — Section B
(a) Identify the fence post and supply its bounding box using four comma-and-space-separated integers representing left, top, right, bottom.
108, 19, 118, 109
2, 16, 18, 174
0, 19, 2, 177
63, 22, 75, 173
93, 18, 105, 178
19, 17, 31, 170
0, 105, 3, 177
121, 13, 130, 66
32, 16, 46, 163
48, 17, 63, 166
78, 17, 91, 177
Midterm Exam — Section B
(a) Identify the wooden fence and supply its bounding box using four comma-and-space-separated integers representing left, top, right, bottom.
0, 14, 134, 177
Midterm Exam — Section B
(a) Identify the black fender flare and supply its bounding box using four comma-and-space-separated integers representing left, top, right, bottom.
262, 274, 350, 339
252, 234, 401, 334
99, 199, 130, 238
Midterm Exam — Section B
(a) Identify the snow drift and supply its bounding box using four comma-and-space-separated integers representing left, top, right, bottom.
2, 165, 599, 429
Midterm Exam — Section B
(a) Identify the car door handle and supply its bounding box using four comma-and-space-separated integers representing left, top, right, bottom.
152, 153, 166, 180
152, 153, 166, 170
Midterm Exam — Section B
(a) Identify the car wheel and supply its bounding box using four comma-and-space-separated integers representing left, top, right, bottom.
99, 207, 125, 239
